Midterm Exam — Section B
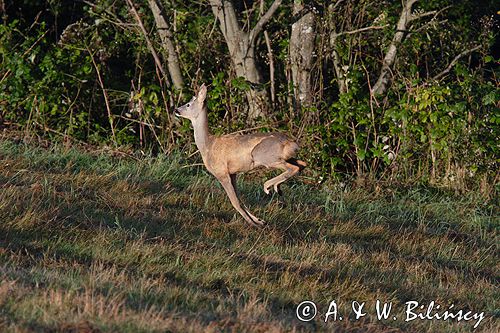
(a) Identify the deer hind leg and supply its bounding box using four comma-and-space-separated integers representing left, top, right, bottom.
218, 174, 265, 227
289, 158, 307, 170
263, 161, 301, 195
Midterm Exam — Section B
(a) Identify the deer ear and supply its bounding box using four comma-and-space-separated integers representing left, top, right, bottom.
197, 84, 207, 102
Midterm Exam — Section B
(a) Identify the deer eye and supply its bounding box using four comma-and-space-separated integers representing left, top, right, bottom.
187, 103, 191, 107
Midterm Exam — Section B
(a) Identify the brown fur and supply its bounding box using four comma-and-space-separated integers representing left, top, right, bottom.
175, 84, 306, 227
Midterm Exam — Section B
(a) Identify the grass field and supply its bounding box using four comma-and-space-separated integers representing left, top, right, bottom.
0, 137, 498, 332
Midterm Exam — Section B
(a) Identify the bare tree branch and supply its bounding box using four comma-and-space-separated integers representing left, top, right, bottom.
433, 45, 482, 80
371, 0, 418, 95
260, 0, 275, 104
86, 43, 116, 143
331, 46, 347, 93
249, 0, 282, 46
328, 5, 385, 94
332, 24, 388, 38
409, 5, 450, 22
405, 5, 451, 40
330, 0, 345, 13
371, 1, 452, 93
147, 0, 184, 90
82, 1, 134, 30
409, 10, 437, 22
264, 31, 275, 103
327, 4, 346, 94
125, 0, 169, 85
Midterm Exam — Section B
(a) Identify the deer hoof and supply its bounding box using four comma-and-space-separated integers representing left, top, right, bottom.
254, 218, 266, 227
244, 209, 266, 227
263, 186, 271, 195
246, 217, 265, 227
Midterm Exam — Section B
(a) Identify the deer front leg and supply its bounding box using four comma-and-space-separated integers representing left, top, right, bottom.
218, 175, 265, 227
230, 175, 266, 225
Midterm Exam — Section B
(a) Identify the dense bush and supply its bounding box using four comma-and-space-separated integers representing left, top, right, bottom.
0, 0, 498, 190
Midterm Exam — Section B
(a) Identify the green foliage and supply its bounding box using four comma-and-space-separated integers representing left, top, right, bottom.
0, 0, 498, 188
207, 73, 252, 133
0, 18, 109, 143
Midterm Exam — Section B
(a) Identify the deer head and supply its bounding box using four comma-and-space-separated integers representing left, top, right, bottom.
174, 84, 207, 121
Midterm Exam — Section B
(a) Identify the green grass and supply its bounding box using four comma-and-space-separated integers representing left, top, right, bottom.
0, 138, 498, 333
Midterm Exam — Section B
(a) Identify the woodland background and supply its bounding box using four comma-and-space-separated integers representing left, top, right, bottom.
0, 2, 499, 332
0, 0, 499, 190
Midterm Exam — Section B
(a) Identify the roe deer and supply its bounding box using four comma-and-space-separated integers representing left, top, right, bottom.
175, 84, 306, 227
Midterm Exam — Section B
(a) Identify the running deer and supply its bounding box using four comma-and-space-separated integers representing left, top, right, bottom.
175, 84, 306, 227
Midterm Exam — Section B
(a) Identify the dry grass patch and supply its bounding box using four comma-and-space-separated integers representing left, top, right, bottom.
0, 139, 498, 332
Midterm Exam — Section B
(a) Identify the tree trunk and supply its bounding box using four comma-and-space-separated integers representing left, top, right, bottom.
209, 0, 282, 121
148, 0, 184, 91
290, 0, 315, 110
232, 40, 268, 120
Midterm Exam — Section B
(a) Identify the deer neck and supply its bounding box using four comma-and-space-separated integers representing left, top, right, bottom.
192, 108, 212, 158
